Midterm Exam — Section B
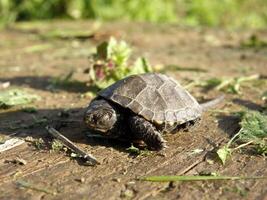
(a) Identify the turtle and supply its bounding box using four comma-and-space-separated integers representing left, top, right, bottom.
84, 73, 223, 150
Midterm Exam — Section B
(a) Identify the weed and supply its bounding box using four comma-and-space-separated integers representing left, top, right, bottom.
33, 138, 45, 150
217, 110, 267, 164
241, 35, 267, 49
51, 139, 64, 152
0, 89, 40, 109
187, 74, 260, 94
126, 144, 140, 154
87, 37, 152, 89
126, 144, 152, 156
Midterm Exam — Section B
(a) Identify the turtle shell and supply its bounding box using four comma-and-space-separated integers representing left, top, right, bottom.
98, 73, 202, 125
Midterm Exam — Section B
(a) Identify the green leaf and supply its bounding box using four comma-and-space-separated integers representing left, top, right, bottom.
0, 89, 40, 109
130, 57, 152, 75
216, 146, 232, 165
126, 144, 152, 156
255, 142, 267, 155
140, 175, 267, 182
236, 110, 267, 155
108, 37, 131, 66
126, 144, 140, 154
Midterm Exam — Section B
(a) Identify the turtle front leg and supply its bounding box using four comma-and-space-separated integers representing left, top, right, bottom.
128, 115, 167, 150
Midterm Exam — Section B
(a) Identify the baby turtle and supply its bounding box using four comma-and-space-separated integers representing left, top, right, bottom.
84, 73, 223, 150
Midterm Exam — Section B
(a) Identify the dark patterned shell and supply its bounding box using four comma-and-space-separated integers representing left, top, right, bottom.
98, 73, 202, 125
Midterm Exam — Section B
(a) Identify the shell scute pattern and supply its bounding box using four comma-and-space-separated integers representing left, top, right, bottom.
99, 73, 202, 125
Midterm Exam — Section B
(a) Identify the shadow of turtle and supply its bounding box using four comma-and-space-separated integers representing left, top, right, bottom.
0, 106, 133, 155
0, 76, 91, 93
215, 98, 264, 137
232, 98, 264, 111
216, 114, 240, 138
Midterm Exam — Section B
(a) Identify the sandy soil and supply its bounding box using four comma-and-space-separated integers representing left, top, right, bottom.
0, 21, 266, 200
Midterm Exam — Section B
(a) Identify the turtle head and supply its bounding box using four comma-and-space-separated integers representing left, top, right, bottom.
84, 100, 117, 134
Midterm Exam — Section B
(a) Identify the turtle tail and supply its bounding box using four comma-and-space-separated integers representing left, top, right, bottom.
200, 95, 225, 111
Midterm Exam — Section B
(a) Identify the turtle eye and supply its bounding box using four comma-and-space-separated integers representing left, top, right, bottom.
102, 113, 110, 121
99, 112, 112, 125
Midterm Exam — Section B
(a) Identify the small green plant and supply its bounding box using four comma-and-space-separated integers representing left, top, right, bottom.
217, 110, 267, 165
126, 144, 152, 156
88, 37, 152, 89
33, 138, 45, 150
241, 35, 267, 49
51, 139, 64, 152
187, 74, 260, 94
0, 89, 40, 109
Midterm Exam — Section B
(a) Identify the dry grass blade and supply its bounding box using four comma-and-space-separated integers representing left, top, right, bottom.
140, 175, 267, 182
186, 74, 260, 94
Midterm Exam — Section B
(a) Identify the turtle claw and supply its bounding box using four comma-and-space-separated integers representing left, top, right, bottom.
161, 143, 168, 150
152, 139, 168, 151
162, 143, 168, 149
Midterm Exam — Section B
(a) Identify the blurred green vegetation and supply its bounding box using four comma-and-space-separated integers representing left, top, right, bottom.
0, 0, 267, 28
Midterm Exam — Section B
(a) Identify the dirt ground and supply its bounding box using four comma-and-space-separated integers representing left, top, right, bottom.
0, 21, 266, 200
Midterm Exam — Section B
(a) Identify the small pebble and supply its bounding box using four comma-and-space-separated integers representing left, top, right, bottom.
112, 178, 121, 183
75, 177, 85, 183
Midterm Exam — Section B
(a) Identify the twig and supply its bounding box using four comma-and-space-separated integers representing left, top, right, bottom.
233, 140, 254, 150
45, 126, 99, 165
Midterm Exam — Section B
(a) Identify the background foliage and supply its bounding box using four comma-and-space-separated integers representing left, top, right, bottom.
0, 0, 267, 28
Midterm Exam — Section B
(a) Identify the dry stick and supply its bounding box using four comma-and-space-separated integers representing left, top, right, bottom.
45, 126, 100, 165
